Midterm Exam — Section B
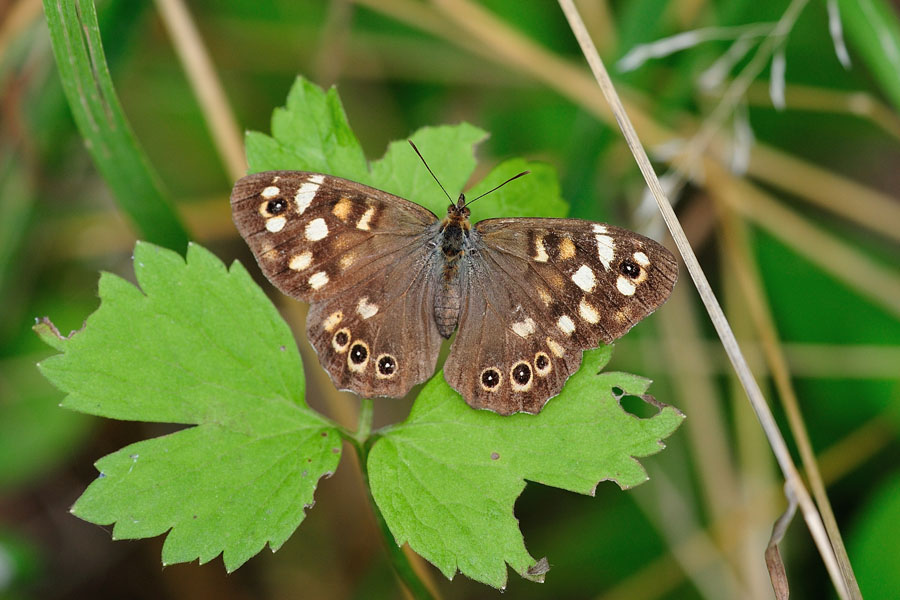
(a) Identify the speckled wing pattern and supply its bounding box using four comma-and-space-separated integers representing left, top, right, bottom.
232, 171, 677, 414
443, 219, 678, 415
231, 171, 445, 398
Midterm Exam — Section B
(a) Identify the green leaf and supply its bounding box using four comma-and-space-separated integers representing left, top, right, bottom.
246, 76, 368, 180
244, 76, 567, 221
42, 0, 189, 251
36, 242, 341, 571
368, 347, 684, 588
465, 158, 568, 221
368, 123, 487, 216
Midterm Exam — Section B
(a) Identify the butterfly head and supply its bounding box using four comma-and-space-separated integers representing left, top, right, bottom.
447, 193, 471, 219
441, 195, 471, 235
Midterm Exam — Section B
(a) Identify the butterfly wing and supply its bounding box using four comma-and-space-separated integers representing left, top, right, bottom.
444, 218, 677, 415
231, 171, 445, 397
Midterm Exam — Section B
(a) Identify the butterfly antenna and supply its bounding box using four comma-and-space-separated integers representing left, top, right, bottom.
462, 170, 530, 208
408, 140, 453, 204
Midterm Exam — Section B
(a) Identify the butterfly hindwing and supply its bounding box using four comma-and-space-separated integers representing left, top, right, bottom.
231, 171, 444, 397
443, 218, 677, 415
304, 250, 445, 398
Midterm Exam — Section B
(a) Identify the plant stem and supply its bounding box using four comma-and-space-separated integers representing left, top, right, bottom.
351, 402, 435, 600
355, 397, 373, 443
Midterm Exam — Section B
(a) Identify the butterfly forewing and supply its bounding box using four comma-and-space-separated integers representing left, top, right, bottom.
231, 171, 444, 398
444, 218, 677, 415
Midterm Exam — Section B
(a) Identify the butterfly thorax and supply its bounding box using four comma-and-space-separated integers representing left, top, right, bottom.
433, 197, 471, 338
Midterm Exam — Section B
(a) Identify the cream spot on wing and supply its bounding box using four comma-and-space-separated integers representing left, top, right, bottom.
559, 237, 576, 259
357, 206, 375, 231
266, 216, 286, 233
261, 185, 280, 199
571, 264, 597, 292
305, 218, 328, 241
308, 271, 329, 290
633, 251, 650, 266
579, 298, 600, 323
537, 286, 552, 306
289, 251, 312, 271
616, 275, 636, 296
534, 235, 549, 262
546, 337, 565, 357
356, 297, 379, 319
339, 252, 356, 270
592, 224, 608, 234
332, 196, 353, 221
511, 317, 536, 338
595, 234, 615, 269
294, 175, 324, 214
322, 311, 343, 332
557, 315, 575, 335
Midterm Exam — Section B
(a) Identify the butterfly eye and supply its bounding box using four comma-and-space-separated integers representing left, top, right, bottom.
480, 368, 502, 391
376, 354, 398, 378
332, 328, 351, 353
620, 259, 641, 279
266, 198, 287, 215
510, 361, 533, 391
533, 352, 552, 376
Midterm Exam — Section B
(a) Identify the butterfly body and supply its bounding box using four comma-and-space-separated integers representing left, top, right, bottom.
433, 197, 472, 337
232, 170, 677, 415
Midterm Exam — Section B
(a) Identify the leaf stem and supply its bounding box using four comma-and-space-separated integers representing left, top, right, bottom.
353, 435, 436, 600
355, 397, 373, 443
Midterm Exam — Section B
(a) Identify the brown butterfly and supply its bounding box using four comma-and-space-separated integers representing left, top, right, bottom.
230, 149, 677, 415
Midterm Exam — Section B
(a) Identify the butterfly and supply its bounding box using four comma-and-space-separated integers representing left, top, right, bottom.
230, 149, 677, 415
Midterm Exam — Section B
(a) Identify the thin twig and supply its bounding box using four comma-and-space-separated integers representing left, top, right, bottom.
556, 1, 851, 597
713, 185, 862, 596
765, 484, 798, 599
154, 0, 246, 180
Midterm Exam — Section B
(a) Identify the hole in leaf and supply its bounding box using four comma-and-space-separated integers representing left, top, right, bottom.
611, 386, 624, 397
618, 393, 659, 419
